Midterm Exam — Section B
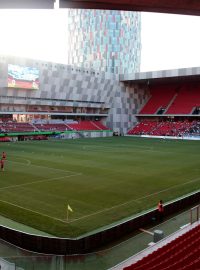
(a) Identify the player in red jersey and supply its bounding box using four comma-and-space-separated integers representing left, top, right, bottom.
0, 159, 5, 171
2, 152, 6, 160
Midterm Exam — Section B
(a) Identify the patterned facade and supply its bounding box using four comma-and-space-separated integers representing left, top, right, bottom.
120, 66, 200, 82
67, 9, 141, 75
0, 56, 147, 134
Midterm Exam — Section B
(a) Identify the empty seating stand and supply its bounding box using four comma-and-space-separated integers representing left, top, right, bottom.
139, 82, 200, 116
67, 121, 108, 131
140, 85, 176, 114
124, 225, 200, 270
166, 84, 200, 114
92, 121, 109, 130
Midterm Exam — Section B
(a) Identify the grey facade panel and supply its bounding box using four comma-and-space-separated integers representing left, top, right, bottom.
0, 56, 150, 134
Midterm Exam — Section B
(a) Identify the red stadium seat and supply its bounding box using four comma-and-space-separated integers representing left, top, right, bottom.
140, 85, 176, 114
123, 225, 200, 270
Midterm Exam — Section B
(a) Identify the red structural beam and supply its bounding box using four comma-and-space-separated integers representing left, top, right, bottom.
60, 0, 200, 16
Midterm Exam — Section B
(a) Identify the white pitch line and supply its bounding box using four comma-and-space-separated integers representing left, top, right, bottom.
7, 158, 31, 166
0, 173, 82, 191
140, 149, 173, 154
67, 177, 200, 224
0, 199, 67, 224
8, 156, 81, 175
90, 148, 173, 154
82, 145, 173, 154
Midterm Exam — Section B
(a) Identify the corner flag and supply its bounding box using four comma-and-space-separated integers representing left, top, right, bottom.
67, 204, 73, 212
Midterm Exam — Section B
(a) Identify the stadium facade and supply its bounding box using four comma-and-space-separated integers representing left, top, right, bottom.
0, 55, 145, 134
67, 9, 141, 74
0, 55, 200, 136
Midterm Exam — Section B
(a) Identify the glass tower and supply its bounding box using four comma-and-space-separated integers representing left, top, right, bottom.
67, 9, 141, 75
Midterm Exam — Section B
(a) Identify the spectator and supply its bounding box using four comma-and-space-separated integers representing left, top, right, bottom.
0, 159, 5, 172
157, 200, 164, 222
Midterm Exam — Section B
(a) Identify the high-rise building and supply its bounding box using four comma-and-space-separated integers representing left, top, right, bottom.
67, 9, 141, 75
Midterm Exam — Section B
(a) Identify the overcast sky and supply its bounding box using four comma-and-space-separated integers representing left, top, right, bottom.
141, 12, 200, 71
0, 9, 200, 72
0, 9, 68, 64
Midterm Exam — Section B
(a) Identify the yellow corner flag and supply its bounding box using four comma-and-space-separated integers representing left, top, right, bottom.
67, 204, 73, 212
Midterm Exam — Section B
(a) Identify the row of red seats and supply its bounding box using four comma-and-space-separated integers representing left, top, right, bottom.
0, 122, 35, 132
140, 83, 200, 115
34, 124, 68, 131
0, 137, 11, 142
94, 121, 110, 130
124, 225, 200, 270
0, 121, 109, 133
140, 86, 176, 114
67, 121, 109, 131
166, 86, 200, 114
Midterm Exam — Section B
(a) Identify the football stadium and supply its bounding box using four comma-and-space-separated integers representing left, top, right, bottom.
0, 1, 200, 270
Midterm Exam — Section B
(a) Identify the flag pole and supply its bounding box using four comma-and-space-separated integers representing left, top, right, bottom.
67, 208, 69, 222
67, 204, 73, 222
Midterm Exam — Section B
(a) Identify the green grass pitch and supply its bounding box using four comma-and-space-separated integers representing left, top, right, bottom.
0, 137, 199, 237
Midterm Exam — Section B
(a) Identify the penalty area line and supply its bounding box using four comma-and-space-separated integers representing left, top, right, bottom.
0, 173, 82, 191
8, 156, 81, 175
8, 159, 31, 166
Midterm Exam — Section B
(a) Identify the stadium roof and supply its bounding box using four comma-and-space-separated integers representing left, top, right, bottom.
120, 67, 200, 85
60, 0, 200, 16
0, 0, 200, 16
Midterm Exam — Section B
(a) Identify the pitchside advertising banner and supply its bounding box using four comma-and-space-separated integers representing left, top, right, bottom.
8, 64, 39, 90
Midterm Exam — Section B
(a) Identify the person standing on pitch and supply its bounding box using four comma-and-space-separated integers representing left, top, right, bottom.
2, 151, 6, 160
157, 200, 164, 221
0, 159, 5, 172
